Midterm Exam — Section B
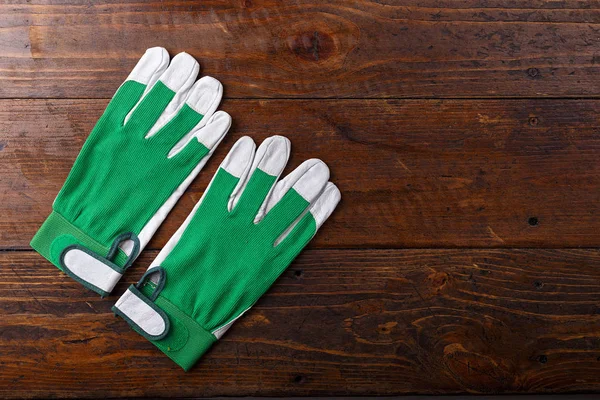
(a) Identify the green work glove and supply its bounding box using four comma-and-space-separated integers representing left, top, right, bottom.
30, 47, 231, 296
112, 136, 341, 371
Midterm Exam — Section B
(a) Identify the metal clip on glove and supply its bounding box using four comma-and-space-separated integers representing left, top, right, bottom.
113, 136, 341, 371
30, 47, 232, 297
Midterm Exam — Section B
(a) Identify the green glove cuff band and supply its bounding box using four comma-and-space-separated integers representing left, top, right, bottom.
31, 211, 129, 268
30, 211, 134, 296
112, 271, 216, 371
154, 295, 217, 371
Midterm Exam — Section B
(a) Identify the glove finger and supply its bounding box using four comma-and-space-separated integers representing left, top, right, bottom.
220, 136, 257, 183
259, 159, 330, 236
231, 136, 290, 218
183, 76, 223, 125
124, 52, 200, 134
308, 181, 341, 231
127, 47, 170, 88
275, 181, 341, 248
152, 76, 224, 152
104, 47, 169, 125
169, 111, 231, 163
255, 158, 326, 223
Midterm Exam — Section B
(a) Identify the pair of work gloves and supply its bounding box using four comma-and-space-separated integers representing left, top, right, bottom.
30, 47, 341, 371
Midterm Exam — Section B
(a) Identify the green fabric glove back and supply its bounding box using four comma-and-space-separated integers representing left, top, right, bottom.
30, 47, 232, 296
113, 136, 341, 370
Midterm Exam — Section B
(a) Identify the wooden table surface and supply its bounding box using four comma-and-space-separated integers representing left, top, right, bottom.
1, 0, 600, 398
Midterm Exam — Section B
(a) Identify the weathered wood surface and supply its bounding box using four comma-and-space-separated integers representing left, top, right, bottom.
1, 249, 600, 398
2, 0, 600, 98
1, 99, 599, 249
2, 0, 600, 397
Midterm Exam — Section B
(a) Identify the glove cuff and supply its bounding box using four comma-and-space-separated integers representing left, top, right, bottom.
30, 210, 136, 297
113, 281, 216, 371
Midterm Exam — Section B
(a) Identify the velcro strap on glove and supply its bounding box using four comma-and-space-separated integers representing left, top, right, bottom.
113, 285, 170, 339
60, 245, 128, 297
112, 267, 216, 371
30, 211, 139, 297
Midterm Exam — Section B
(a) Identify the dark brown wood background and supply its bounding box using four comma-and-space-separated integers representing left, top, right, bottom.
1, 0, 600, 398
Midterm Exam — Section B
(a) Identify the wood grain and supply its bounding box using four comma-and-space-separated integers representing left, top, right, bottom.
2, 0, 600, 98
2, 249, 600, 398
2, 1, 600, 397
1, 99, 599, 249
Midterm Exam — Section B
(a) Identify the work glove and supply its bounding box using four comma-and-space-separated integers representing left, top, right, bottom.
30, 47, 231, 296
112, 135, 341, 370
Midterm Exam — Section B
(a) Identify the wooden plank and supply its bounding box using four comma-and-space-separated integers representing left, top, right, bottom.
1, 99, 599, 249
2, 0, 600, 98
1, 249, 600, 397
